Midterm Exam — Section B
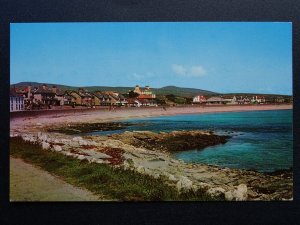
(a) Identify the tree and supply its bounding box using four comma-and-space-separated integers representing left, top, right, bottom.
165, 94, 176, 102
128, 91, 139, 98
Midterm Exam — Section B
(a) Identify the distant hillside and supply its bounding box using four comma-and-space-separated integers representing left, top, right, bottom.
12, 82, 291, 97
11, 82, 218, 97
155, 86, 217, 97
11, 82, 75, 91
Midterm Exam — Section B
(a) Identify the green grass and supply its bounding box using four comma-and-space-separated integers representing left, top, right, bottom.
10, 137, 222, 201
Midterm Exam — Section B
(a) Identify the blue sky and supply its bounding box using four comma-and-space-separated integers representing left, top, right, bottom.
11, 22, 292, 95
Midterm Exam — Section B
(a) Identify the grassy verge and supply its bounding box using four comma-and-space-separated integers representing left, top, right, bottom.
10, 137, 222, 201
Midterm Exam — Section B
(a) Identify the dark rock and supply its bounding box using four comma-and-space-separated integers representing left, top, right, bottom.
47, 122, 136, 134
110, 130, 231, 152
264, 167, 293, 179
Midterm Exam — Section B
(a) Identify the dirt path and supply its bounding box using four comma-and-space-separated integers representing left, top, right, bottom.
10, 157, 106, 201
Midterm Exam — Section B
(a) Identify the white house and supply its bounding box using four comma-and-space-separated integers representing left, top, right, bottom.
193, 95, 206, 103
10, 93, 25, 112
251, 96, 266, 104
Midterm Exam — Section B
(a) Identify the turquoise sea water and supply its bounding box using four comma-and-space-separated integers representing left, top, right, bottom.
90, 109, 293, 172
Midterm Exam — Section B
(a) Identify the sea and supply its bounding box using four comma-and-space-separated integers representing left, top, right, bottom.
88, 109, 293, 173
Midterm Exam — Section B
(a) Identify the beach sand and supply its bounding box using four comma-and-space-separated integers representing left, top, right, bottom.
10, 104, 292, 131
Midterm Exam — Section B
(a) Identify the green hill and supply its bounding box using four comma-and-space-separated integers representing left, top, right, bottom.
11, 82, 291, 98
155, 86, 217, 97
11, 82, 218, 97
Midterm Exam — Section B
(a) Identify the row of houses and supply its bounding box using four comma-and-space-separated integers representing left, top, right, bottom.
10, 84, 158, 111
193, 95, 266, 105
10, 83, 291, 112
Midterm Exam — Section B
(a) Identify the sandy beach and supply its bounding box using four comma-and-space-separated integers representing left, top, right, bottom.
10, 104, 292, 132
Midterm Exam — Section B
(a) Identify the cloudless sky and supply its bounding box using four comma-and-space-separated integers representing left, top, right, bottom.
11, 22, 292, 95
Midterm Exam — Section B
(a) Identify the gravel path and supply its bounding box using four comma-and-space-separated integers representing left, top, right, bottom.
10, 157, 106, 201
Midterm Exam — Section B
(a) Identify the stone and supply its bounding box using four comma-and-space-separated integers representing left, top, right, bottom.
137, 166, 145, 174
96, 153, 112, 159
153, 173, 160, 179
123, 161, 131, 170
22, 135, 36, 143
96, 159, 105, 164
79, 140, 89, 146
123, 158, 134, 169
225, 191, 234, 201
54, 139, 61, 144
96, 159, 107, 164
77, 155, 86, 160
176, 176, 193, 192
61, 139, 70, 144
162, 172, 177, 182
53, 145, 62, 152
192, 185, 199, 192
89, 141, 97, 145
232, 184, 248, 201
10, 133, 20, 137
198, 182, 211, 190
144, 168, 155, 176
168, 174, 177, 181
38, 134, 48, 142
72, 136, 83, 142
65, 152, 75, 157
207, 187, 226, 198
42, 141, 50, 150
247, 190, 259, 199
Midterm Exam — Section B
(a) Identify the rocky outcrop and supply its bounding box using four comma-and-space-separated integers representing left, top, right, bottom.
15, 129, 293, 201
42, 141, 50, 150
176, 176, 193, 192
225, 184, 248, 201
207, 187, 226, 198
110, 130, 230, 152
47, 122, 136, 135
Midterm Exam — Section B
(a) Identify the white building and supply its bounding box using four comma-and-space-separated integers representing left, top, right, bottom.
133, 85, 156, 99
251, 96, 266, 104
10, 94, 25, 112
193, 95, 206, 103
